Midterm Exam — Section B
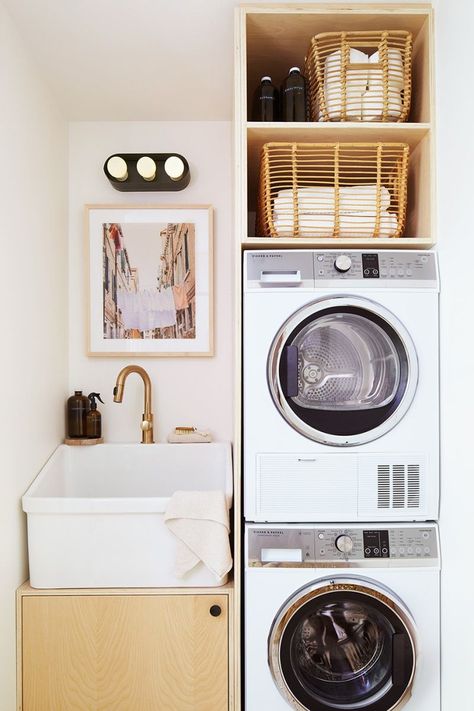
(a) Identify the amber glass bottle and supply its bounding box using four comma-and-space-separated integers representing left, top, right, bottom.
67, 391, 89, 438
85, 392, 104, 438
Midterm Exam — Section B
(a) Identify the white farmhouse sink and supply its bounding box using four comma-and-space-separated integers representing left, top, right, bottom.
22, 443, 233, 589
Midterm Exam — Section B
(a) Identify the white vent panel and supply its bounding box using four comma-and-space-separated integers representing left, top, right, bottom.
377, 465, 390, 508
359, 455, 426, 519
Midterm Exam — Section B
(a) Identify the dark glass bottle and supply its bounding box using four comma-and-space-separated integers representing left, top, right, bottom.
67, 391, 89, 438
281, 66, 308, 122
252, 76, 279, 121
85, 392, 104, 439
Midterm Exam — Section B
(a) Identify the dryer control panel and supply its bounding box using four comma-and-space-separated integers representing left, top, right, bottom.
245, 250, 438, 289
314, 251, 437, 281
247, 524, 439, 567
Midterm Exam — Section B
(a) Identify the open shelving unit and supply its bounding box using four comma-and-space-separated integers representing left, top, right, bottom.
235, 3, 436, 249
233, 4, 436, 708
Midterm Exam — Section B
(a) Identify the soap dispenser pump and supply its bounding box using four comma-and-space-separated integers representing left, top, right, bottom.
85, 392, 104, 439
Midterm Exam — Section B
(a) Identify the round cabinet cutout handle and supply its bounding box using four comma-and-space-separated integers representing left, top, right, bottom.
209, 604, 222, 617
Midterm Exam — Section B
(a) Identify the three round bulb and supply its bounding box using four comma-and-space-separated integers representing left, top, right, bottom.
107, 154, 186, 184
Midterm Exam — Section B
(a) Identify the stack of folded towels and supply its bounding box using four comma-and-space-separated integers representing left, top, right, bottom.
322, 47, 404, 121
272, 184, 398, 238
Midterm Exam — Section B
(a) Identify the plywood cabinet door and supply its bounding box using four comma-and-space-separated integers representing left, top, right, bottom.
21, 594, 228, 711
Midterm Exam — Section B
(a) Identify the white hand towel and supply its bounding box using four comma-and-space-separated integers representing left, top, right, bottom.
361, 87, 403, 121
369, 49, 404, 90
362, 49, 404, 120
164, 490, 233, 581
273, 211, 398, 238
273, 185, 391, 215
324, 48, 368, 120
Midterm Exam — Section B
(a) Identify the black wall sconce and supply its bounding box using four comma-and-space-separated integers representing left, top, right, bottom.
104, 153, 190, 191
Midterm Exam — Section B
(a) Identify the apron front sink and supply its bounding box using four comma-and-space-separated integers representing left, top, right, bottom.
22, 443, 232, 588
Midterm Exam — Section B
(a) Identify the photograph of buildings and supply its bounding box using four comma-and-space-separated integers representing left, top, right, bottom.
103, 222, 196, 340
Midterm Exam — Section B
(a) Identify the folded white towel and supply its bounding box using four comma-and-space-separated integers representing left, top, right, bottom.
321, 47, 405, 121
362, 49, 404, 120
164, 490, 233, 581
362, 88, 403, 121
368, 49, 404, 89
324, 48, 368, 120
273, 185, 391, 215
273, 211, 398, 238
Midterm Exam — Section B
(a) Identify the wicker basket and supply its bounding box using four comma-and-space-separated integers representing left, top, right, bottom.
305, 31, 413, 122
256, 142, 409, 239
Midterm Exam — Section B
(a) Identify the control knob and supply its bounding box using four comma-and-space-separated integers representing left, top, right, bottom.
335, 535, 353, 554
334, 255, 352, 273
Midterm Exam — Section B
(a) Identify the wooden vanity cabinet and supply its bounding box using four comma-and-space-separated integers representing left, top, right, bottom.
17, 583, 232, 711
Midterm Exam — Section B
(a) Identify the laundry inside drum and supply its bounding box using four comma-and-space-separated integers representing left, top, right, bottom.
289, 600, 393, 705
291, 313, 401, 411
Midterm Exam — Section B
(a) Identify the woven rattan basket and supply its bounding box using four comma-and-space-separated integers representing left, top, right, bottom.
256, 142, 409, 239
306, 30, 413, 122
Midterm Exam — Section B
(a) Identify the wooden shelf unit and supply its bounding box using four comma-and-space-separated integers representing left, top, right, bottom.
234, 4, 436, 709
236, 3, 436, 249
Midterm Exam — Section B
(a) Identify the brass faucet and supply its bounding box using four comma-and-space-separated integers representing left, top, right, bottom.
113, 365, 154, 444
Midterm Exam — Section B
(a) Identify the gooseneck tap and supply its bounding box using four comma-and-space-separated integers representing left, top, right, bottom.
113, 365, 154, 444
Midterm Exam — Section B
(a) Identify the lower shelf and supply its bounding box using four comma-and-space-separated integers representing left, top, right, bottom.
242, 237, 435, 249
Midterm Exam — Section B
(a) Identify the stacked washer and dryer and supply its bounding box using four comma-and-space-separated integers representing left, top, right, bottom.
243, 250, 440, 711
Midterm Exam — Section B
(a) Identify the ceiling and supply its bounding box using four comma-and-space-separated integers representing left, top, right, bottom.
3, 0, 244, 120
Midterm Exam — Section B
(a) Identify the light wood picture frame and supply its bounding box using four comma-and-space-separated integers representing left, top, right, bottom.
86, 205, 213, 357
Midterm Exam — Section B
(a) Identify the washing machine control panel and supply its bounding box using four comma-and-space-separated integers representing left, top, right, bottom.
247, 525, 438, 566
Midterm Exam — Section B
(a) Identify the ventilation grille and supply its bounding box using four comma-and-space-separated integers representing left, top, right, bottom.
377, 463, 421, 510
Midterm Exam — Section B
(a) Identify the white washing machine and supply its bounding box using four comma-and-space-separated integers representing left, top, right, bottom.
245, 522, 440, 711
243, 250, 439, 522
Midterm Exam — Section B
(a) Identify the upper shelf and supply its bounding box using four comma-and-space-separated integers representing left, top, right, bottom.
236, 4, 436, 250
245, 5, 433, 124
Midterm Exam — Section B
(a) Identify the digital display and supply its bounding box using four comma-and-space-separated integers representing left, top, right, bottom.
363, 530, 390, 558
362, 253, 380, 278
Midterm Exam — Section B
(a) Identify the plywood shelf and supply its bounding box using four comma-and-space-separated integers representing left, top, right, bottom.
241, 237, 434, 250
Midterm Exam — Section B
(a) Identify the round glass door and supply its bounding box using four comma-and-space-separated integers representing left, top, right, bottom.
268, 296, 418, 446
269, 580, 416, 711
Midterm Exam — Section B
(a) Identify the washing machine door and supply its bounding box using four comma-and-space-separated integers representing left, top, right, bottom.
268, 296, 418, 446
268, 578, 416, 711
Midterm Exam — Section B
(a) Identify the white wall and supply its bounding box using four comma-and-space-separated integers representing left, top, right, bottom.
0, 3, 68, 708
4, 1, 473, 709
68, 122, 233, 443
436, 1, 474, 707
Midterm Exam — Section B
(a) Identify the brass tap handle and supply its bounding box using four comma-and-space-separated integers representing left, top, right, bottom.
141, 415, 154, 444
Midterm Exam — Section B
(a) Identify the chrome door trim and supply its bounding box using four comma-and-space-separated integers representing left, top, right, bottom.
267, 295, 419, 446
268, 575, 417, 711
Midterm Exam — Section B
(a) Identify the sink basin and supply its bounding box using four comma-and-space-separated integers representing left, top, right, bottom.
22, 443, 233, 589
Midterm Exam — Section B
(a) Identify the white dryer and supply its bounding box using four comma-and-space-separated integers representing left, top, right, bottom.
245, 522, 440, 711
243, 250, 439, 522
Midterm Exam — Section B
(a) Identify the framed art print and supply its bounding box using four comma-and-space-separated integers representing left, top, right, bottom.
86, 204, 213, 356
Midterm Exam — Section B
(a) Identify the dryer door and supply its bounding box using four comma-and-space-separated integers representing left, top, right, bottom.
268, 296, 418, 446
269, 578, 416, 711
